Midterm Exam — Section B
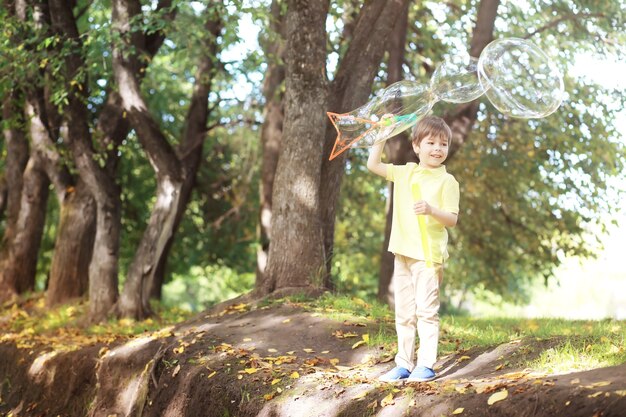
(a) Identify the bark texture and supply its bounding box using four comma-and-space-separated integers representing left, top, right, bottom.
263, 0, 330, 294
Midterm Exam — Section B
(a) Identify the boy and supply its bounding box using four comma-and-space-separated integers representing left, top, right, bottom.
367, 115, 459, 382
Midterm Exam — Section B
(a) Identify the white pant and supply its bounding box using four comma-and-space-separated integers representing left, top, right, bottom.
393, 254, 443, 370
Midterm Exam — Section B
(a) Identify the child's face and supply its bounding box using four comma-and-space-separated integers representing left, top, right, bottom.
412, 134, 449, 168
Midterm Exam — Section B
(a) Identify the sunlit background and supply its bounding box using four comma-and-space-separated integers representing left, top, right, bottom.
467, 55, 626, 320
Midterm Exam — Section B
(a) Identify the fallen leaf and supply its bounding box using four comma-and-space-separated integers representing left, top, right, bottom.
207, 371, 217, 379
263, 393, 274, 401
352, 340, 366, 349
303, 348, 314, 353
408, 399, 416, 407
243, 338, 252, 342
330, 358, 340, 366
487, 389, 508, 405
244, 367, 258, 374
457, 355, 471, 362
570, 378, 580, 384
455, 386, 468, 394
352, 391, 368, 400
268, 348, 278, 353
282, 319, 291, 323
565, 401, 570, 406
321, 350, 330, 354
172, 364, 181, 377
587, 392, 604, 398
287, 351, 295, 355
452, 408, 464, 415
276, 387, 283, 393
495, 364, 504, 371
614, 390, 626, 396
290, 371, 300, 379
381, 393, 394, 407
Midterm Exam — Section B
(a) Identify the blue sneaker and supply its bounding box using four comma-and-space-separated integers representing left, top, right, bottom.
407, 366, 436, 382
378, 366, 410, 382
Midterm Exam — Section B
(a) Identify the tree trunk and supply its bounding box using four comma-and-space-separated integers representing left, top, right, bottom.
0, 150, 50, 298
262, 0, 330, 295
1, 93, 29, 228
146, 7, 223, 301
320, 0, 408, 289
112, 0, 184, 319
22, 94, 96, 306
0, 91, 30, 302
255, 0, 285, 292
47, 0, 123, 317
47, 180, 96, 301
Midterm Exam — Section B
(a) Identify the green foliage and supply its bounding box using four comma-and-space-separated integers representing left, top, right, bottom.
162, 263, 254, 312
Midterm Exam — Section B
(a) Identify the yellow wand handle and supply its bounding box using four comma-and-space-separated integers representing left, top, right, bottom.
411, 183, 433, 268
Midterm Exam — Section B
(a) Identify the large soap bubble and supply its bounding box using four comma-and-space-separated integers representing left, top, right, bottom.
430, 55, 487, 104
327, 37, 564, 160
477, 38, 564, 118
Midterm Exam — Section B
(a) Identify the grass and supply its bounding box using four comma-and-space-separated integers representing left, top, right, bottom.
276, 293, 626, 374
0, 294, 191, 351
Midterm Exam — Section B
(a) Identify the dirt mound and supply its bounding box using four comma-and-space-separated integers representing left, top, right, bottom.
0, 300, 624, 416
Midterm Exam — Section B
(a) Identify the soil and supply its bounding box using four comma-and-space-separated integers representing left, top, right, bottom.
0, 297, 625, 417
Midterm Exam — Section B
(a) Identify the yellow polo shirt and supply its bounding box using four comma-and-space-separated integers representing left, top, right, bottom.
386, 163, 460, 263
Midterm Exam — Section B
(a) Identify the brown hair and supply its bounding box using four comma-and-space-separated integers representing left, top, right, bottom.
411, 115, 452, 145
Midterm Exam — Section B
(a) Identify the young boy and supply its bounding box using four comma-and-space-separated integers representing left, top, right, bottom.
367, 115, 459, 382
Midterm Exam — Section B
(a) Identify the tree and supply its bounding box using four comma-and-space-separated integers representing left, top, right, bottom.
261, 0, 409, 295
261, 0, 330, 295
112, 0, 224, 319
0, 1, 51, 301
255, 0, 286, 292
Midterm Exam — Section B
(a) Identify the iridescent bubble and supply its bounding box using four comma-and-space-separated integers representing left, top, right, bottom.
477, 38, 564, 118
430, 55, 487, 104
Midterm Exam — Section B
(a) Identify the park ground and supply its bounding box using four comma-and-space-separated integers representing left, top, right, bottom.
0, 293, 625, 417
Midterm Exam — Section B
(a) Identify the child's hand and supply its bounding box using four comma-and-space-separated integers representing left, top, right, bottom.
379, 113, 395, 127
413, 200, 432, 215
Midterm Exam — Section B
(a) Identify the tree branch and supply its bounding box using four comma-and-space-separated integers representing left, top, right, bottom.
524, 12, 605, 39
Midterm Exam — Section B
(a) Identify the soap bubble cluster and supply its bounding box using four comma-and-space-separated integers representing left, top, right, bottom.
328, 37, 564, 160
